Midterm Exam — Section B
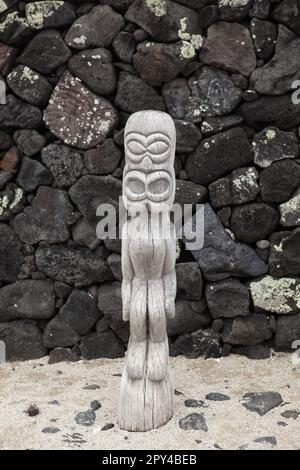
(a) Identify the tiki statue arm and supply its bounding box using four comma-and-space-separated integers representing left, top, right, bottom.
121, 223, 133, 322
163, 225, 176, 319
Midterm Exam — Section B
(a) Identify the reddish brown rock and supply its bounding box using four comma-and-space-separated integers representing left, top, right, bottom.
0, 42, 17, 76
0, 146, 20, 173
44, 71, 118, 150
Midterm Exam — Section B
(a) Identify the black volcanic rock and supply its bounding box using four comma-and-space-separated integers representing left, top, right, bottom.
7, 65, 53, 107
83, 139, 121, 176
133, 41, 192, 86
68, 49, 117, 96
260, 160, 300, 203
25, 1, 76, 30
184, 204, 268, 281
250, 18, 276, 61
185, 128, 253, 185
252, 127, 298, 168
13, 130, 46, 157
168, 300, 210, 336
206, 278, 250, 319
175, 120, 202, 153
17, 29, 71, 74
0, 11, 32, 46
238, 94, 300, 130
0, 223, 23, 282
65, 5, 124, 49
59, 289, 101, 336
35, 245, 113, 287
172, 327, 222, 358
0, 280, 55, 321
174, 179, 207, 207
115, 71, 165, 113
251, 25, 300, 95
276, 313, 300, 351
272, 0, 300, 36
69, 175, 122, 225
112, 31, 136, 64
14, 186, 73, 244
0, 95, 42, 130
125, 0, 200, 43
222, 315, 272, 346
41, 144, 83, 188
230, 203, 279, 244
269, 229, 300, 277
218, 0, 252, 21
80, 330, 124, 359
0, 320, 46, 360
176, 262, 203, 301
16, 157, 52, 192
200, 22, 256, 77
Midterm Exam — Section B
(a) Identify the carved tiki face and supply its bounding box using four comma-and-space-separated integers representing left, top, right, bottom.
123, 110, 176, 214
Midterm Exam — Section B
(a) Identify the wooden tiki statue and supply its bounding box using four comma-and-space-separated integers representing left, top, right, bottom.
119, 110, 177, 431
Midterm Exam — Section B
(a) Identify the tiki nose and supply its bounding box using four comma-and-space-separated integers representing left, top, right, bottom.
141, 155, 153, 172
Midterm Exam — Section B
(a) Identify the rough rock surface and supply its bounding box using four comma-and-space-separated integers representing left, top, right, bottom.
186, 128, 253, 185
250, 26, 300, 95
206, 279, 250, 319
44, 72, 118, 150
41, 143, 83, 188
260, 160, 300, 203
35, 245, 113, 287
230, 203, 279, 243
185, 204, 268, 281
252, 127, 299, 168
200, 22, 256, 76
0, 280, 55, 321
249, 276, 300, 315
0, 320, 46, 360
68, 49, 116, 96
222, 315, 272, 346
0, 222, 23, 282
17, 29, 71, 74
125, 0, 200, 43
65, 6, 124, 49
14, 186, 74, 244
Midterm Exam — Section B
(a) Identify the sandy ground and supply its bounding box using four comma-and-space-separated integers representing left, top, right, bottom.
0, 353, 299, 450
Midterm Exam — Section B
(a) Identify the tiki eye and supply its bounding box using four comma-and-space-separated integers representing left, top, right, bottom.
148, 178, 169, 195
148, 140, 169, 155
128, 179, 145, 195
127, 140, 145, 155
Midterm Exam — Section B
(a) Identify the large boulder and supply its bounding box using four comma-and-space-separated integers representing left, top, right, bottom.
250, 26, 300, 95
125, 0, 200, 42
44, 72, 118, 150
65, 5, 124, 49
185, 128, 253, 185
167, 300, 210, 336
0, 320, 46, 360
184, 204, 268, 281
35, 245, 113, 287
249, 276, 300, 315
200, 22, 256, 77
0, 280, 55, 321
14, 186, 74, 244
206, 278, 250, 318
222, 315, 272, 346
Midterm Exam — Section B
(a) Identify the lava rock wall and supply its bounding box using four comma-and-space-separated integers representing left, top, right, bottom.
0, 0, 300, 362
